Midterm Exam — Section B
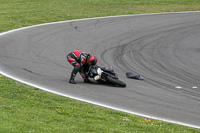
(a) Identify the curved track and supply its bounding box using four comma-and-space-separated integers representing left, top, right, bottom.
1, 12, 200, 128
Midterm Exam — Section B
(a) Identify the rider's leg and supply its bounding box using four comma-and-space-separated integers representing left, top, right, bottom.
69, 65, 80, 84
67, 54, 80, 84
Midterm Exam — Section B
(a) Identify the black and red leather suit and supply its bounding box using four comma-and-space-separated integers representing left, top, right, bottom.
67, 50, 97, 84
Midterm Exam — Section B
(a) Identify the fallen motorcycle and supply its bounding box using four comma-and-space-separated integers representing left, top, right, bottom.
88, 65, 126, 87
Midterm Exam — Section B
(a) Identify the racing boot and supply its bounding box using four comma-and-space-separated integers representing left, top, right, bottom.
69, 70, 77, 84
69, 65, 80, 84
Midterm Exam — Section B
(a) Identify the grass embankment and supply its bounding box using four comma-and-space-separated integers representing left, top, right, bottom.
1, 0, 200, 132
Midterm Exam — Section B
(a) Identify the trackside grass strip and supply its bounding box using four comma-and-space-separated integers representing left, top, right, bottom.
1, 0, 200, 32
0, 76, 199, 132
1, 0, 200, 132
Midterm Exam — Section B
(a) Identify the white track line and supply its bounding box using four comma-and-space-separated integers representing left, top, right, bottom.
1, 11, 200, 129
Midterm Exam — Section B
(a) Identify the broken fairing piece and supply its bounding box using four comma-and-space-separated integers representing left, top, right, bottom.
126, 72, 144, 80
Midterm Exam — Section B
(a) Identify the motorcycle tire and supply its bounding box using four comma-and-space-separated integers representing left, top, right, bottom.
107, 76, 126, 87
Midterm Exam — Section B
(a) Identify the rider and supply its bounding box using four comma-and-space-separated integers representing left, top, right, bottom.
67, 50, 97, 84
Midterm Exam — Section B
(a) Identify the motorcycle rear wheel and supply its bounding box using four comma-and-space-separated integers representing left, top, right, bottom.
107, 76, 126, 87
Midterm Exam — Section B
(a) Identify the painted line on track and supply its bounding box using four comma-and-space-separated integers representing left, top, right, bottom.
1, 11, 200, 129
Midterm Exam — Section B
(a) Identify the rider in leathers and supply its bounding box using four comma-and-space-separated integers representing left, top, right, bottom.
67, 50, 97, 84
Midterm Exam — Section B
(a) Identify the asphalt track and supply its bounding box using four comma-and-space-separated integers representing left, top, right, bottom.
1, 12, 200, 128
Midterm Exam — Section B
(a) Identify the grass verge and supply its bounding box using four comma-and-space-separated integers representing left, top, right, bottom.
0, 0, 200, 132
0, 75, 199, 132
1, 0, 200, 32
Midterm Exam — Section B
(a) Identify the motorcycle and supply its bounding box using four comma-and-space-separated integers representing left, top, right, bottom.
88, 65, 126, 87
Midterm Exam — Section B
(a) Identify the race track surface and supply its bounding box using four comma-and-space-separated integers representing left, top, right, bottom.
1, 12, 200, 128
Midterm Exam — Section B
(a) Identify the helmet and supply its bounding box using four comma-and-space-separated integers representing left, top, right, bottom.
87, 55, 97, 66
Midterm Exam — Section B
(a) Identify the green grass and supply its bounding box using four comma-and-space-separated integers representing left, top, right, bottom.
0, 75, 199, 132
1, 0, 200, 132
1, 0, 200, 32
